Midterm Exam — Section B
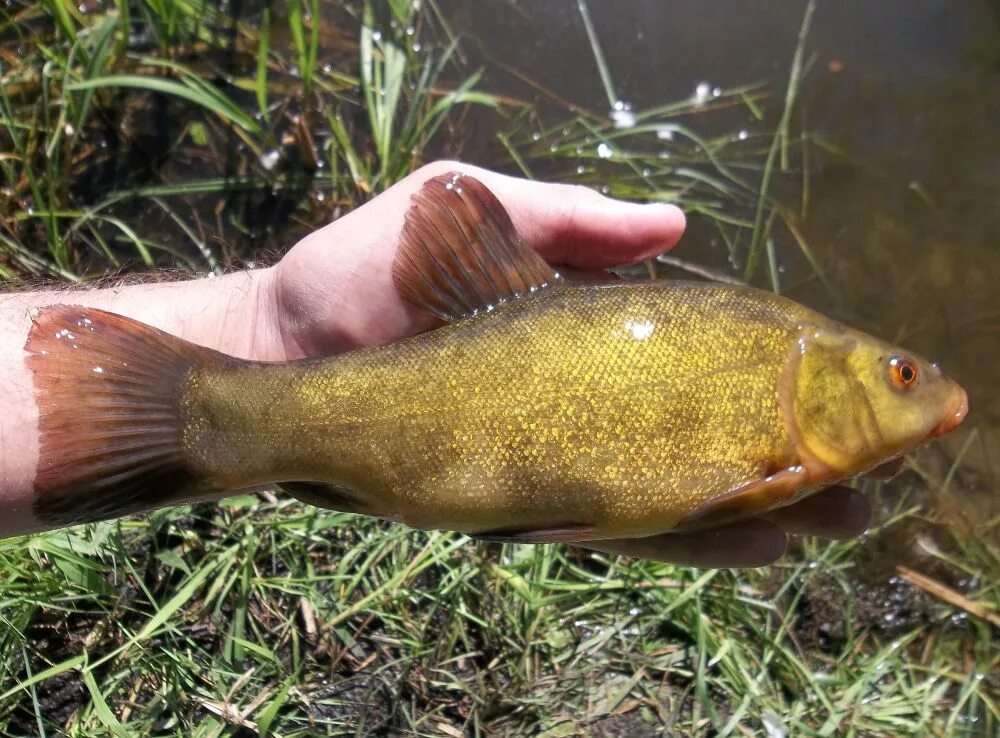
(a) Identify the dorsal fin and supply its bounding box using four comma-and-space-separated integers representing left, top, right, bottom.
393, 171, 561, 321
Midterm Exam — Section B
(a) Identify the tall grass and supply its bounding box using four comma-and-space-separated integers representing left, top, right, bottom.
0, 1, 996, 736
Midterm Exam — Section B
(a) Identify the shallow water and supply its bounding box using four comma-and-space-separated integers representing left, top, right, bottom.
440, 0, 1000, 554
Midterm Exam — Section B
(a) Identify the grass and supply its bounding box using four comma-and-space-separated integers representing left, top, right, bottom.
1, 1, 998, 736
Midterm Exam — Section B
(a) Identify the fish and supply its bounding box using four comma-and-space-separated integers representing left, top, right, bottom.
25, 172, 969, 541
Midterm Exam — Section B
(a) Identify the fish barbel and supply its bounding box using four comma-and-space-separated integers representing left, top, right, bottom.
25, 173, 969, 540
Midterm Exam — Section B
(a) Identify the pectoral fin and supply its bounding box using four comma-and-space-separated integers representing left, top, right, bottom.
471, 523, 597, 544
675, 466, 811, 532
394, 172, 561, 322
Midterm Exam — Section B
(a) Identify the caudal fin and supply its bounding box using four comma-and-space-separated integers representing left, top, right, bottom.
25, 306, 224, 527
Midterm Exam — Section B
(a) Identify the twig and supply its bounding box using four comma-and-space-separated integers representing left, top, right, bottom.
897, 565, 1000, 629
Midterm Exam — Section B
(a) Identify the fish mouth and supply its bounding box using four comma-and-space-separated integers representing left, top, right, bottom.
930, 384, 969, 438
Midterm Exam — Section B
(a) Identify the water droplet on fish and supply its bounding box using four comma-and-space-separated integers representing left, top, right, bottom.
596, 142, 613, 159
625, 319, 655, 341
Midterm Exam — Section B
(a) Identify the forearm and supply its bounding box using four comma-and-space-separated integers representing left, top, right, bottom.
0, 267, 280, 536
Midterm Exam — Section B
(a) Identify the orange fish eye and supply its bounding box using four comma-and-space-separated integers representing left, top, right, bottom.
888, 356, 918, 390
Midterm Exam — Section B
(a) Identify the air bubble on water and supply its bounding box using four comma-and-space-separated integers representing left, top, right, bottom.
693, 81, 712, 105
596, 142, 613, 159
405, 25, 415, 36
738, 129, 749, 141
641, 167, 651, 177
316, 191, 326, 202
712, 86, 723, 97
658, 151, 671, 160
600, 185, 610, 194
549, 144, 558, 153
411, 41, 421, 52
561, 127, 570, 137
576, 165, 586, 174
610, 99, 636, 129
655, 125, 675, 141
323, 63, 334, 74
628, 607, 640, 616
371, 29, 382, 42
531, 131, 541, 141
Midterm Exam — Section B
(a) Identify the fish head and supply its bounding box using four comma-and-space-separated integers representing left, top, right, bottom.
785, 324, 968, 480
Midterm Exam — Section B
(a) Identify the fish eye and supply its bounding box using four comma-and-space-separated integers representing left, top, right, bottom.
888, 356, 918, 391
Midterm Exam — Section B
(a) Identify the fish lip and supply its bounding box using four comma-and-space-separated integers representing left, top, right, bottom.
930, 385, 969, 438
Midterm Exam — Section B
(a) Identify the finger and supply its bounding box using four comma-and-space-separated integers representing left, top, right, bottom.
499, 181, 686, 268
763, 486, 871, 539
399, 162, 687, 269
278, 161, 683, 355
580, 518, 787, 568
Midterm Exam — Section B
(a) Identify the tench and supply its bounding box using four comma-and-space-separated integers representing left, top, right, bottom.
25, 172, 968, 540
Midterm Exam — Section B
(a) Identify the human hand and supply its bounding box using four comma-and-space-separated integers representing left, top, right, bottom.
267, 161, 871, 567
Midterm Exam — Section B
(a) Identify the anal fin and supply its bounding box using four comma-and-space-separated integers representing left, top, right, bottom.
280, 481, 376, 516
471, 523, 597, 544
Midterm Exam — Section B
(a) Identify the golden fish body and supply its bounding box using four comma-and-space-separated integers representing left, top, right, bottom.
185, 282, 804, 537
25, 172, 968, 537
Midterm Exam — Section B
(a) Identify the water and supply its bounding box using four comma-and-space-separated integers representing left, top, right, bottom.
439, 0, 1000, 558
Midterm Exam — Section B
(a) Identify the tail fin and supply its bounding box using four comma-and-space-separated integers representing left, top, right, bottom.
25, 306, 224, 527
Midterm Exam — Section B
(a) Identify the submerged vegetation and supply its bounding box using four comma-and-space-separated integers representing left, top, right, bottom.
1, 0, 997, 736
